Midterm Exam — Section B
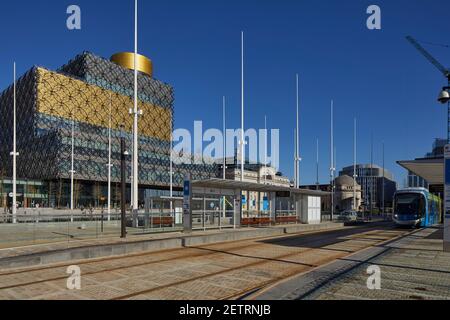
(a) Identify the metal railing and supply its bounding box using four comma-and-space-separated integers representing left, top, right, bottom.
0, 209, 185, 248
274, 210, 299, 225
0, 213, 122, 248
192, 210, 235, 231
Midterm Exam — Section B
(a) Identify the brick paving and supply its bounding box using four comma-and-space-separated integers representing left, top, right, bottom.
295, 227, 450, 300
0, 224, 406, 300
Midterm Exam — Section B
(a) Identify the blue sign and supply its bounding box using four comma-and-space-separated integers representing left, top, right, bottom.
242, 195, 247, 205
263, 197, 269, 211
184, 180, 191, 197
446, 159, 450, 185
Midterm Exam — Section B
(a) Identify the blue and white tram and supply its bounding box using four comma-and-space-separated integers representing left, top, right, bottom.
393, 188, 442, 228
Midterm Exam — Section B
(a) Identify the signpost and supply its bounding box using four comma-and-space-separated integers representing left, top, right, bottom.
183, 174, 192, 233
444, 145, 450, 252
233, 198, 241, 229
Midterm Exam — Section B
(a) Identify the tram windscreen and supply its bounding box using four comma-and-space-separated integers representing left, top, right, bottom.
395, 193, 426, 216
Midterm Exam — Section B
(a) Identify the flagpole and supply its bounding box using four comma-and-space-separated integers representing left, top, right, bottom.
107, 92, 112, 221
353, 118, 357, 211
12, 63, 17, 224
222, 97, 226, 223
70, 114, 75, 211
264, 115, 267, 185
296, 74, 300, 188
240, 31, 245, 182
132, 0, 139, 215
370, 133, 374, 219
316, 138, 319, 190
223, 96, 226, 180
330, 100, 334, 221
382, 141, 385, 215
294, 129, 297, 187
170, 124, 173, 216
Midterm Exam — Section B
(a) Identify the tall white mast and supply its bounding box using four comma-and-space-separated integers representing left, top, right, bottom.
353, 118, 357, 211
382, 141, 385, 215
223, 96, 226, 180
70, 114, 75, 211
294, 129, 297, 187
107, 93, 112, 220
240, 31, 245, 182
296, 74, 300, 188
132, 0, 139, 212
330, 100, 335, 220
316, 138, 319, 189
170, 103, 173, 214
370, 133, 374, 217
12, 63, 17, 223
264, 115, 267, 185
334, 146, 337, 181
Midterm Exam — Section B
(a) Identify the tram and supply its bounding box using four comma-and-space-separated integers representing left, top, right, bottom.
393, 188, 442, 228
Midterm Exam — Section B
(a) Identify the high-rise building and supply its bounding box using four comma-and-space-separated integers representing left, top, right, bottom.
407, 138, 446, 189
339, 164, 397, 210
0, 52, 217, 209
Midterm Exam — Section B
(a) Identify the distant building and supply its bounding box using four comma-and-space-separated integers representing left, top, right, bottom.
425, 138, 446, 158
220, 157, 291, 212
220, 157, 290, 187
302, 175, 361, 213
0, 51, 217, 209
339, 164, 397, 210
334, 175, 362, 212
407, 138, 445, 189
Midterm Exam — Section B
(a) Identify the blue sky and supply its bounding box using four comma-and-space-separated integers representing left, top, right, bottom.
0, 0, 449, 186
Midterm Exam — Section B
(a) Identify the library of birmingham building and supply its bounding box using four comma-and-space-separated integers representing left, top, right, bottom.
0, 52, 217, 208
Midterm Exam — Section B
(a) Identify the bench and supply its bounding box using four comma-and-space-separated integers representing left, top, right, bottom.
150, 217, 174, 227
275, 216, 298, 224
241, 217, 272, 226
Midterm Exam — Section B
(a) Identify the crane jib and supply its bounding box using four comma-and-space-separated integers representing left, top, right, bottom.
406, 35, 449, 79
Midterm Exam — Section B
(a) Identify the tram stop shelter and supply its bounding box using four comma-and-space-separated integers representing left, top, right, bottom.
397, 157, 444, 196
145, 179, 328, 231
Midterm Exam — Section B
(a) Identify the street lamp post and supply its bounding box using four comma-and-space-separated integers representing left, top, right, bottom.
223, 96, 227, 181
11, 62, 19, 224
330, 100, 335, 221
353, 118, 358, 212
296, 74, 301, 188
70, 115, 75, 212
264, 115, 267, 185
131, 0, 141, 223
382, 141, 385, 216
316, 139, 319, 190
120, 125, 129, 239
240, 31, 245, 182
107, 93, 113, 221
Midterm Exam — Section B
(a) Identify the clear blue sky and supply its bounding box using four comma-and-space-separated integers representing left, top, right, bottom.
0, 0, 449, 186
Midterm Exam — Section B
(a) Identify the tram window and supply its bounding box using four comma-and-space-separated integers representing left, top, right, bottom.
395, 193, 426, 216
418, 197, 425, 217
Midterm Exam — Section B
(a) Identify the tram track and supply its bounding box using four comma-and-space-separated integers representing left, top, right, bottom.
0, 225, 353, 288
0, 223, 404, 299
220, 227, 419, 300
0, 225, 350, 277
111, 226, 406, 300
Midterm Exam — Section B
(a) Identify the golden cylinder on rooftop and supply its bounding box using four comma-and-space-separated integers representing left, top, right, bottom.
110, 52, 153, 77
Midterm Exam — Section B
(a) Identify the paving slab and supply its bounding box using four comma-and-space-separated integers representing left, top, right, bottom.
254, 226, 450, 300
0, 222, 344, 270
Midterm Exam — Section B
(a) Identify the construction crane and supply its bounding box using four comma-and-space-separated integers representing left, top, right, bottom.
406, 35, 450, 142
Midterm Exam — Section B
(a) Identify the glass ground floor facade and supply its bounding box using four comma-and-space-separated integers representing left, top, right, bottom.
0, 179, 48, 209
0, 178, 183, 210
